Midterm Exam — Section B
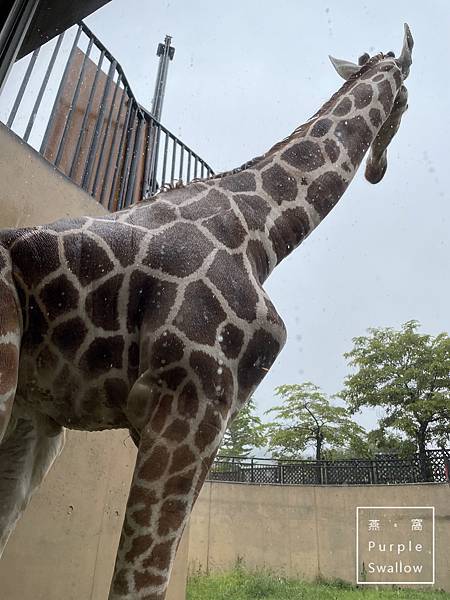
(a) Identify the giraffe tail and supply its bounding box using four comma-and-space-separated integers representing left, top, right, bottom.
0, 245, 21, 443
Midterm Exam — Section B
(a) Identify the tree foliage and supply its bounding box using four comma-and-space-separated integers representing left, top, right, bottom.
365, 428, 417, 457
264, 382, 365, 460
220, 399, 266, 457
323, 428, 416, 460
341, 321, 450, 456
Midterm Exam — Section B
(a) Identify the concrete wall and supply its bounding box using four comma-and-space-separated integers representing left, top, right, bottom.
0, 122, 108, 227
0, 123, 188, 599
189, 481, 450, 591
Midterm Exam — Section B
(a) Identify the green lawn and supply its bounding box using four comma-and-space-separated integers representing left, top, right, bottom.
187, 568, 449, 600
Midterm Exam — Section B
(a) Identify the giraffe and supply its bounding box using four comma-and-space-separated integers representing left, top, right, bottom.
0, 24, 413, 600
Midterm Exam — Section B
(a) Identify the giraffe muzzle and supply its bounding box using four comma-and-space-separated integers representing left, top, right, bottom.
365, 151, 387, 185
365, 84, 409, 185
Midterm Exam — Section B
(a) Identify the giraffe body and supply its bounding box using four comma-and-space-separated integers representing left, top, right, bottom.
0, 27, 412, 600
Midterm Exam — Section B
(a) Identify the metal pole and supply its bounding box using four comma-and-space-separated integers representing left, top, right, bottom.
106, 96, 132, 210
40, 24, 82, 156
151, 35, 175, 122
54, 36, 94, 168
0, 0, 39, 94
92, 72, 122, 198
81, 58, 117, 190
117, 104, 137, 210
151, 51, 164, 118
7, 45, 40, 128
23, 31, 65, 143
69, 49, 105, 180
144, 34, 175, 197
124, 113, 144, 207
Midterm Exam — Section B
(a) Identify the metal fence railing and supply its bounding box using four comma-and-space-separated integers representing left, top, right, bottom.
209, 449, 450, 486
0, 21, 214, 211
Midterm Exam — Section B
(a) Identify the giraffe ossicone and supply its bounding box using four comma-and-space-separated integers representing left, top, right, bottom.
0, 24, 413, 600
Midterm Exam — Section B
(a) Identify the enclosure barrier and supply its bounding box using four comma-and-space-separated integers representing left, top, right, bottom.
209, 449, 450, 485
1, 21, 214, 211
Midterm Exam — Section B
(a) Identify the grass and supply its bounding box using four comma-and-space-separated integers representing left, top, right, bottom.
187, 566, 450, 600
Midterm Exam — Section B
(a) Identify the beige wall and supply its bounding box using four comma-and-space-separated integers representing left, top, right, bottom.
0, 122, 108, 227
189, 481, 450, 591
0, 123, 188, 599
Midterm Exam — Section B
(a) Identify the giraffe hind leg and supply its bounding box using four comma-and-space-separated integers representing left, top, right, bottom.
0, 247, 21, 443
0, 411, 65, 557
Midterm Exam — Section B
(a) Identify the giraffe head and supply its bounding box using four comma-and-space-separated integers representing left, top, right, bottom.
330, 23, 414, 184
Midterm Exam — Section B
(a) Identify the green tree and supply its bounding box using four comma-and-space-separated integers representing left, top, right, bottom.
341, 321, 450, 462
323, 428, 416, 460
264, 382, 366, 460
220, 399, 266, 457
365, 428, 417, 457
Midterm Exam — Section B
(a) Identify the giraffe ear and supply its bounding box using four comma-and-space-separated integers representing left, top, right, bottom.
329, 55, 360, 80
396, 23, 414, 79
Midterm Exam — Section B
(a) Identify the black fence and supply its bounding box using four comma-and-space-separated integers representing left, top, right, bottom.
209, 450, 450, 485
0, 21, 214, 211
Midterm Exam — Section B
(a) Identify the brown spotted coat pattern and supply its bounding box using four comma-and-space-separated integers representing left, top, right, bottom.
0, 53, 407, 599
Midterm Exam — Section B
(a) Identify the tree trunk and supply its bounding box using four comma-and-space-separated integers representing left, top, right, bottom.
316, 432, 323, 461
417, 425, 432, 482
315, 431, 324, 484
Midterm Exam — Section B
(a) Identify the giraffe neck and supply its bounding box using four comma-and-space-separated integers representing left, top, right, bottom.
204, 56, 403, 279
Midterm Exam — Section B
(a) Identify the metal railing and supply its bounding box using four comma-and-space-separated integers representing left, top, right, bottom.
209, 449, 450, 486
0, 21, 214, 211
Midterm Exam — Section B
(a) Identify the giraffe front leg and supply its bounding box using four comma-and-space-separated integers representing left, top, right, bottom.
109, 385, 228, 600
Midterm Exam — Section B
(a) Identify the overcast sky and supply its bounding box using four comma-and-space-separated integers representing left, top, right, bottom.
4, 2, 447, 434
83, 1, 449, 431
